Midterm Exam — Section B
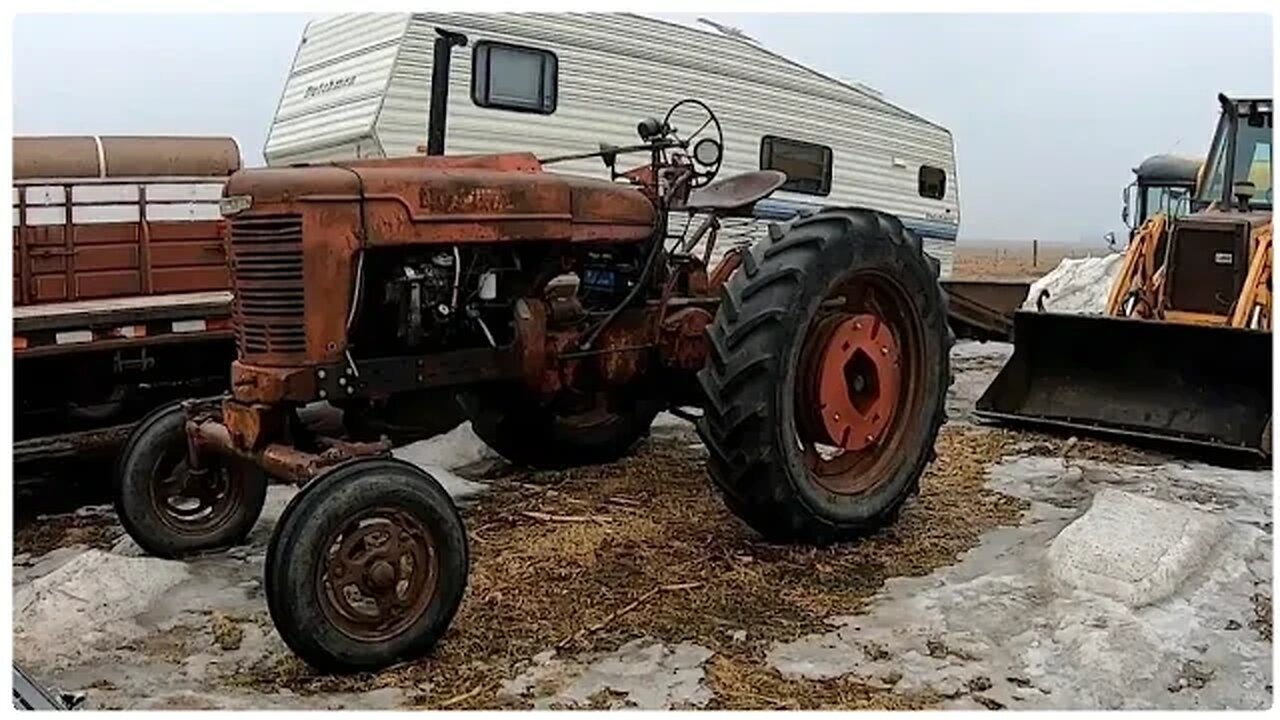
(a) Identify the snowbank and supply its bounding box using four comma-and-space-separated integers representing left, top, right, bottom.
1022, 254, 1124, 314
1047, 489, 1230, 608
13, 549, 191, 668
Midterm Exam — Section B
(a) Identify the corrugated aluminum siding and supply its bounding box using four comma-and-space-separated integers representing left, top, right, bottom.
264, 13, 410, 162
264, 13, 959, 274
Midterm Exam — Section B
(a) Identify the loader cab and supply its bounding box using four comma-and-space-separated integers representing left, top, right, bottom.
1194, 95, 1272, 213
1123, 154, 1200, 235
1162, 95, 1272, 326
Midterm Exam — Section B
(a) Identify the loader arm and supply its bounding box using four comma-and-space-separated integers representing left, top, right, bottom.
1106, 213, 1168, 318
1229, 223, 1272, 329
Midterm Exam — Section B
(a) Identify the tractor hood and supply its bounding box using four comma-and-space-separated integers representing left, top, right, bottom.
224, 154, 657, 244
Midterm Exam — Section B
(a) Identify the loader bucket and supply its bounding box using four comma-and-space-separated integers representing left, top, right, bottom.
974, 311, 1272, 457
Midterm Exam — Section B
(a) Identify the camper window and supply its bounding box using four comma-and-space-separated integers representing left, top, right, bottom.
471, 41, 558, 114
760, 136, 833, 196
918, 166, 946, 200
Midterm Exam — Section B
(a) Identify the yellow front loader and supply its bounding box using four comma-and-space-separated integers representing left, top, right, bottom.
976, 94, 1272, 458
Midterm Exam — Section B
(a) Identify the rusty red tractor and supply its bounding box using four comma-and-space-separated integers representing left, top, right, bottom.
114, 52, 949, 671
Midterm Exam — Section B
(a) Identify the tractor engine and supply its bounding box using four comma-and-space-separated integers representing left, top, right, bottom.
384, 250, 465, 349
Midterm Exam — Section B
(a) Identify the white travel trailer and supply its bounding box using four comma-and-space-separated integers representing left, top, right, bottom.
264, 13, 961, 275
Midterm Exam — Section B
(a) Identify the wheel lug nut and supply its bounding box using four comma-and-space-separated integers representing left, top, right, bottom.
880, 347, 889, 355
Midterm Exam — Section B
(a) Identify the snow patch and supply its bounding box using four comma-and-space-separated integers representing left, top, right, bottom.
13, 549, 191, 668
393, 421, 497, 470
393, 422, 498, 500
765, 455, 1272, 710
1047, 489, 1230, 608
501, 638, 714, 709
1022, 254, 1124, 314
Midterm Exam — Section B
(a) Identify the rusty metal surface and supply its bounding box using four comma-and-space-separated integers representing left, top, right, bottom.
593, 310, 653, 386
223, 157, 661, 366
683, 169, 787, 213
14, 136, 240, 180
188, 411, 392, 486
318, 505, 439, 642
228, 214, 307, 364
260, 440, 392, 486
226, 164, 655, 246
221, 400, 286, 451
658, 307, 712, 371
352, 152, 542, 172
230, 362, 317, 405
259, 444, 322, 485
14, 216, 231, 307
514, 299, 551, 393
708, 248, 743, 292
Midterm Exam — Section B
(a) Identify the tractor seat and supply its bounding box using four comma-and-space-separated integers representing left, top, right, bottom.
685, 170, 788, 214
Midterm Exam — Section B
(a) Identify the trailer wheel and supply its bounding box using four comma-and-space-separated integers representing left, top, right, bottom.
459, 388, 661, 469
265, 458, 468, 673
697, 208, 952, 544
114, 401, 267, 558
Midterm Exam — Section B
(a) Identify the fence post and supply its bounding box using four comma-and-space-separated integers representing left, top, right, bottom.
1033, 239, 1039, 268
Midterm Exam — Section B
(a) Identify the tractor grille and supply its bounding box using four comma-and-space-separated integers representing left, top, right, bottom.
230, 214, 306, 359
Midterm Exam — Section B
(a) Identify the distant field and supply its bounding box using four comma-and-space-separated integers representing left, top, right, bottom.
951, 242, 1109, 282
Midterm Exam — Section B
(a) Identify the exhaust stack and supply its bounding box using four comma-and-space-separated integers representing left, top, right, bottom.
427, 28, 469, 156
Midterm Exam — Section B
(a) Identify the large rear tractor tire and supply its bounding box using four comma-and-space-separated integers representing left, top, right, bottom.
114, 401, 268, 558
697, 208, 952, 544
459, 388, 661, 469
265, 458, 469, 673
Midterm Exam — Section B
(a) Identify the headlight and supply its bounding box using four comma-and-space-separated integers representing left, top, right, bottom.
219, 195, 253, 217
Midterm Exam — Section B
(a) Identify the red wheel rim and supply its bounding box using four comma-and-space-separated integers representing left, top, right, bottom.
814, 313, 901, 452
794, 272, 927, 496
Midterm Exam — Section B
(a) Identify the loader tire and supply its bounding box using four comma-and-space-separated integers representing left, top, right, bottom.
697, 208, 952, 544
114, 401, 267, 558
459, 388, 661, 469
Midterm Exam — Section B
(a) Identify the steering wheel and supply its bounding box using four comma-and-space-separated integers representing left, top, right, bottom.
662, 99, 724, 189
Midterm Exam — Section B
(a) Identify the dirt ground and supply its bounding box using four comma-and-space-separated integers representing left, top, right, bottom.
951, 243, 1100, 282
12, 341, 1274, 710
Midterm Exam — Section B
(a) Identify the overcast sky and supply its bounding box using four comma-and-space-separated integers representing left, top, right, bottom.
12, 13, 1273, 244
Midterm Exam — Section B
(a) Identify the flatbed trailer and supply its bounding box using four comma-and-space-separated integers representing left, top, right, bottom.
12, 135, 240, 465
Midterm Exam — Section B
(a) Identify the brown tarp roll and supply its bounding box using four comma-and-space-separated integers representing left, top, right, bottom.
14, 135, 241, 180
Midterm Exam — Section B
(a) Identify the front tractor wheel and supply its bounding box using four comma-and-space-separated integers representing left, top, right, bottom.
264, 458, 468, 673
697, 208, 952, 544
114, 401, 268, 558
